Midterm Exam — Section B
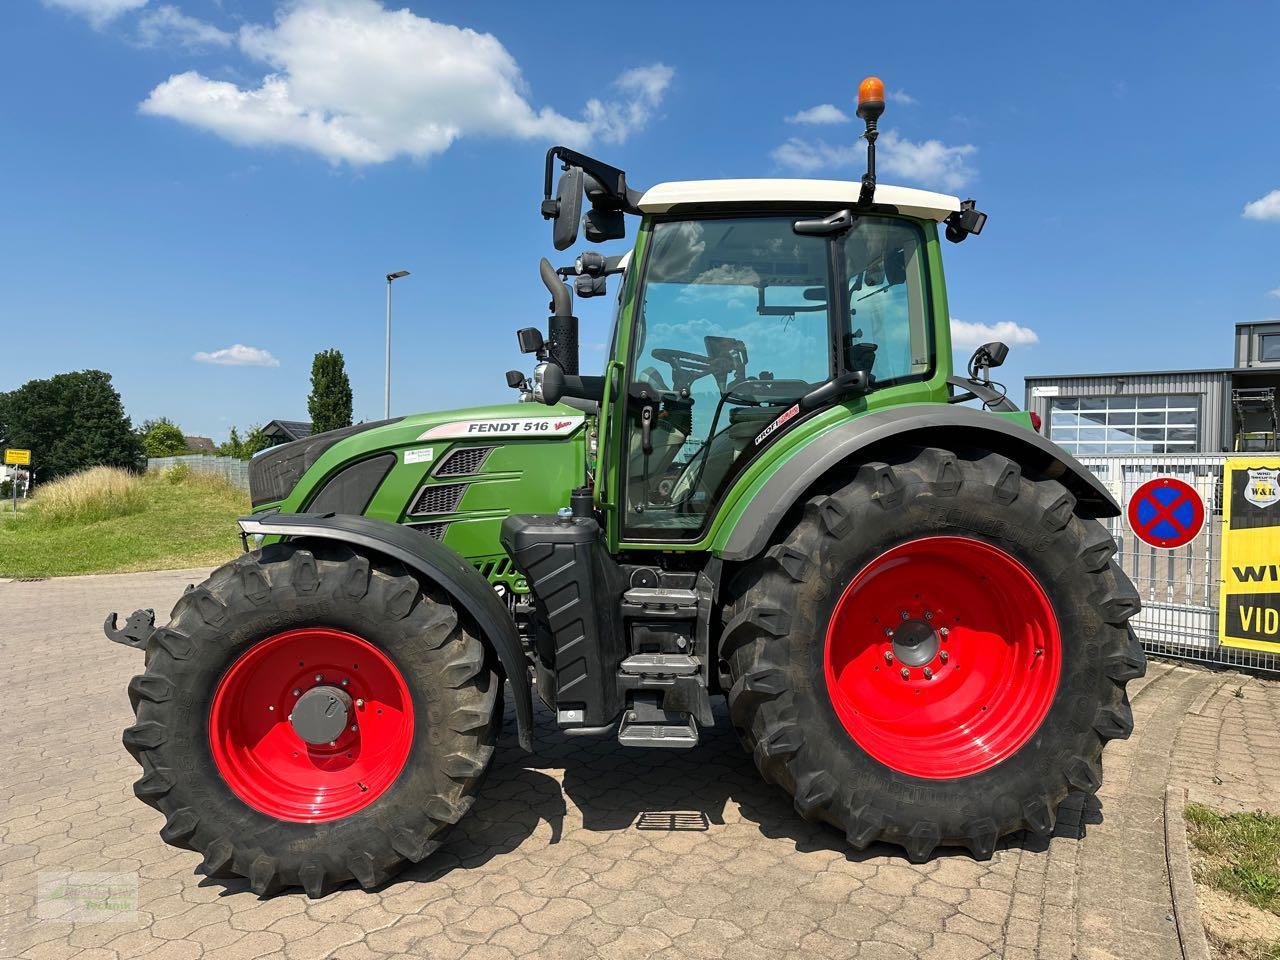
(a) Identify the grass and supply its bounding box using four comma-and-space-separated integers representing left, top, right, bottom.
1186, 803, 1280, 960
0, 466, 248, 577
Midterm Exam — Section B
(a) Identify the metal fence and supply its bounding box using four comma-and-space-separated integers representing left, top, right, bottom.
146, 455, 250, 491
1077, 454, 1278, 675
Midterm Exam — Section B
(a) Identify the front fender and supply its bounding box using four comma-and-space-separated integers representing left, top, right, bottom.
717, 403, 1119, 562
239, 511, 533, 751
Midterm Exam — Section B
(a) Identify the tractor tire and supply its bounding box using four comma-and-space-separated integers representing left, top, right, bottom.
123, 541, 501, 897
720, 445, 1144, 862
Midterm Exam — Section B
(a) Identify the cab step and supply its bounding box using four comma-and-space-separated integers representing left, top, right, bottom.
620, 653, 700, 676
617, 716, 699, 749
617, 694, 699, 749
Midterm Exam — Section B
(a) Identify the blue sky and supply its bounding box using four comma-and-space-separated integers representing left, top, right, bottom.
2, 0, 1278, 442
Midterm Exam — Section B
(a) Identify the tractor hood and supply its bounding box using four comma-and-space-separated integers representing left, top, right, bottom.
249, 401, 590, 593
250, 402, 589, 510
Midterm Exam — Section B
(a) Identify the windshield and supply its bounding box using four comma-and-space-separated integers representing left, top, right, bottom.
622, 213, 931, 539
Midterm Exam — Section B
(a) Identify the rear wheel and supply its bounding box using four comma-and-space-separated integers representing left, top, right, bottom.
721, 445, 1144, 861
124, 541, 501, 897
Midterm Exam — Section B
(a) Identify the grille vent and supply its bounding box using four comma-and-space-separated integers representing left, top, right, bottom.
409, 482, 468, 516
410, 521, 449, 540
435, 446, 494, 477
476, 556, 513, 580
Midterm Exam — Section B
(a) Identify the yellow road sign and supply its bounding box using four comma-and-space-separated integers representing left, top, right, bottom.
1219, 456, 1280, 653
3, 449, 31, 466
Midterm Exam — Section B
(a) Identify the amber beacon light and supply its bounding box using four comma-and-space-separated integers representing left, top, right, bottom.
856, 76, 886, 206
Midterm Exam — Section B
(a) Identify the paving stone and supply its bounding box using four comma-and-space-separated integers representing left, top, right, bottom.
3, 570, 1276, 960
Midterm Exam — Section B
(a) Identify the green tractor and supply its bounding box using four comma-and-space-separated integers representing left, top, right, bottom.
107, 79, 1142, 898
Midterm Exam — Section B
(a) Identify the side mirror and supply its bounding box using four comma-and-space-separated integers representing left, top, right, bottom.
968, 341, 1009, 378
551, 167, 584, 251
575, 274, 607, 298
516, 327, 545, 355
505, 370, 526, 389
584, 207, 626, 243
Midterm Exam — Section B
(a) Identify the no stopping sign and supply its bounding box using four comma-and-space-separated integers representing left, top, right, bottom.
1127, 477, 1205, 549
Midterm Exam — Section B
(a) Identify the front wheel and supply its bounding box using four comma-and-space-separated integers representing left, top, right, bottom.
123, 542, 501, 897
721, 445, 1144, 861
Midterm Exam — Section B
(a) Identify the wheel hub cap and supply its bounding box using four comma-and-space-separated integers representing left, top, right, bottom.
824, 536, 1062, 779
890, 619, 939, 667
290, 685, 352, 745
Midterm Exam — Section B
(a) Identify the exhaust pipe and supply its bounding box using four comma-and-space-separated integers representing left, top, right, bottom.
539, 257, 579, 375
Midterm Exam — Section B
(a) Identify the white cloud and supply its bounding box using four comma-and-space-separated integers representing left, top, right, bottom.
583, 64, 674, 144
1269, 288, 1280, 298
771, 129, 977, 192
193, 344, 281, 367
42, 0, 148, 28
950, 319, 1039, 350
786, 104, 850, 125
141, 0, 673, 164
1243, 189, 1280, 221
890, 89, 917, 105
136, 5, 233, 49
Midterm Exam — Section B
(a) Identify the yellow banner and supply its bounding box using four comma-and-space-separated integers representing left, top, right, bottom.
3, 448, 30, 466
1219, 456, 1280, 652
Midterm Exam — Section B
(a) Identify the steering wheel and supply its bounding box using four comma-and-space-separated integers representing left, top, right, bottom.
650, 348, 713, 394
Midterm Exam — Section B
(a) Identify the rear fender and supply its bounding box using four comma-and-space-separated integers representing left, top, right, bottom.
718, 404, 1119, 562
238, 511, 533, 751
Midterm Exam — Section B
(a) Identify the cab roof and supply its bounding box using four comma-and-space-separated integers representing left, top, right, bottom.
635, 179, 961, 222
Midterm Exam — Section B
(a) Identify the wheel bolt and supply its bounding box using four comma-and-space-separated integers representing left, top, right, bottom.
355, 698, 365, 708
900, 667, 910, 679
884, 627, 894, 637
1034, 649, 1043, 657
924, 611, 933, 621
883, 650, 894, 662
268, 705, 274, 711
924, 667, 934, 680
940, 651, 949, 663
350, 724, 358, 732
314, 674, 323, 683
341, 678, 349, 687
940, 628, 949, 638
328, 740, 336, 747
900, 610, 910, 620
292, 688, 301, 697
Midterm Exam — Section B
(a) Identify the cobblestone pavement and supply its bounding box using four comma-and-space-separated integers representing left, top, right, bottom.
2, 569, 1277, 960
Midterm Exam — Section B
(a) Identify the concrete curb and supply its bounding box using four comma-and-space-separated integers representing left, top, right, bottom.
1164, 784, 1213, 960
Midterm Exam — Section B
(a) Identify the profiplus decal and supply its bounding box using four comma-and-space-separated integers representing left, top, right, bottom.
417, 416, 584, 442
753, 404, 800, 447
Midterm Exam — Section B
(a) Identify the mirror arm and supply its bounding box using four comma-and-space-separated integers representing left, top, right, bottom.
799, 371, 874, 412
542, 146, 642, 214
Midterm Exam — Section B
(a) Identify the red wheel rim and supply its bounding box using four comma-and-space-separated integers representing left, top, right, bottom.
209, 628, 414, 822
824, 536, 1061, 779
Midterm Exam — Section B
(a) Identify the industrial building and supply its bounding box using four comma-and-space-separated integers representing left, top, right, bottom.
1024, 320, 1280, 455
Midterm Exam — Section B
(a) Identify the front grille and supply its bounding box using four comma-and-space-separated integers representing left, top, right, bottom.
408, 482, 468, 516
434, 446, 493, 477
410, 521, 449, 540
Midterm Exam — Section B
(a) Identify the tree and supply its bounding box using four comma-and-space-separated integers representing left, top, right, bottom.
139, 418, 189, 458
0, 369, 144, 482
218, 424, 275, 460
308, 349, 353, 434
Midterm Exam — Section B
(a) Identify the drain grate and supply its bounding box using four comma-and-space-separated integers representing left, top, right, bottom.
12, 577, 47, 583
634, 811, 710, 832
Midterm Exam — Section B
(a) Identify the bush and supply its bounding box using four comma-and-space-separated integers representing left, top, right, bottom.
28, 467, 147, 526
165, 463, 192, 485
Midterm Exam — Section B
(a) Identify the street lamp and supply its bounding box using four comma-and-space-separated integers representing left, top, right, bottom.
385, 270, 410, 419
